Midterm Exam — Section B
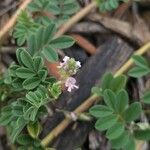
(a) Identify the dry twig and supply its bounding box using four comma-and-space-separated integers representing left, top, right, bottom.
55, 1, 97, 38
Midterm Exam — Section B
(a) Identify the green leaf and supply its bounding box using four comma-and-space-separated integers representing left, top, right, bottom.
8, 64, 19, 77
33, 57, 44, 71
26, 93, 39, 107
124, 136, 135, 150
134, 129, 150, 141
30, 108, 38, 121
12, 78, 23, 90
63, 1, 79, 15
110, 75, 127, 93
95, 114, 118, 131
109, 0, 119, 9
124, 102, 142, 122
101, 73, 113, 91
106, 122, 124, 140
103, 89, 116, 110
91, 87, 102, 96
132, 55, 149, 68
27, 23, 56, 55
27, 34, 37, 56
0, 106, 12, 125
24, 106, 36, 120
20, 49, 34, 69
43, 23, 56, 42
42, 46, 58, 62
142, 91, 150, 104
116, 90, 128, 113
48, 82, 61, 100
128, 67, 150, 78
0, 114, 12, 126
23, 77, 41, 90
89, 105, 113, 118
13, 11, 38, 46
105, 0, 113, 11
17, 134, 33, 145
38, 69, 47, 82
27, 121, 41, 139
50, 35, 74, 49
16, 48, 25, 65
16, 67, 35, 79
111, 131, 129, 149
37, 85, 48, 98
10, 117, 27, 143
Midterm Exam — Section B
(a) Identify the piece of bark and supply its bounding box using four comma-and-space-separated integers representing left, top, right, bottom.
89, 13, 150, 46
70, 22, 109, 34
42, 37, 134, 150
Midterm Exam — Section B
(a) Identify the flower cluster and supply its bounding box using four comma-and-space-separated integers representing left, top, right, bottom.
58, 56, 81, 92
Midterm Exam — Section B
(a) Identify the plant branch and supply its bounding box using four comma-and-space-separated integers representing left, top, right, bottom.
0, 0, 32, 40
54, 1, 97, 38
41, 42, 150, 147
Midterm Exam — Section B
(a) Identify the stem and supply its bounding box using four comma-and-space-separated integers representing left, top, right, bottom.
114, 42, 150, 77
41, 42, 150, 147
54, 1, 97, 38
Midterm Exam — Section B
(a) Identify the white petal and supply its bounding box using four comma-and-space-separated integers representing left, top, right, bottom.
67, 87, 72, 92
76, 61, 81, 67
74, 85, 79, 89
63, 56, 70, 62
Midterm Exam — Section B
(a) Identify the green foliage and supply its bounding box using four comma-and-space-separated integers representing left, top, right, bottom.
95, 114, 118, 131
26, 85, 49, 108
0, 77, 11, 101
134, 129, 150, 141
5, 48, 49, 90
1, 0, 150, 148
0, 101, 28, 142
27, 121, 41, 139
89, 73, 144, 149
110, 131, 129, 149
124, 102, 142, 123
0, 95, 48, 143
17, 134, 44, 150
1, 0, 77, 148
27, 24, 74, 61
48, 82, 62, 100
124, 135, 135, 150
106, 122, 124, 139
128, 55, 150, 78
92, 73, 127, 96
13, 0, 78, 47
97, 0, 128, 12
89, 105, 113, 118
0, 48, 61, 142
141, 91, 150, 104
28, 0, 80, 26
13, 11, 39, 46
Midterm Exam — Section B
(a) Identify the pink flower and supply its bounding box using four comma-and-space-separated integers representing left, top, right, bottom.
65, 77, 79, 92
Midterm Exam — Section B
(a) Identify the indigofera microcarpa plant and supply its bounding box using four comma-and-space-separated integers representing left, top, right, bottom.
89, 55, 150, 150
0, 47, 81, 143
0, 0, 149, 150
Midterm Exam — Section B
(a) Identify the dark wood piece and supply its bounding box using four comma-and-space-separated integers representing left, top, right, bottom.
42, 37, 134, 150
